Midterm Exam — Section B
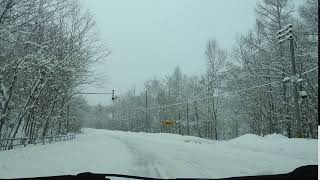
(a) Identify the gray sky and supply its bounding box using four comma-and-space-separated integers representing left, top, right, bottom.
80, 0, 258, 105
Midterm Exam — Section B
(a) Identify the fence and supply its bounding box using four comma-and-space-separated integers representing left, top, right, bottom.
0, 134, 76, 151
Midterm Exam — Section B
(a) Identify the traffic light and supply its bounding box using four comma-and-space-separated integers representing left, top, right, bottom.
112, 90, 115, 101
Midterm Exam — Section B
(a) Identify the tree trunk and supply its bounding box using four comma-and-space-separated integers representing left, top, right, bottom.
212, 98, 218, 140
10, 78, 44, 139
194, 101, 201, 138
58, 97, 65, 134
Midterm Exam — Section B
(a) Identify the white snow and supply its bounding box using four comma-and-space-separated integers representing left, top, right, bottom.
0, 128, 317, 179
299, 91, 307, 97
297, 78, 304, 83
283, 77, 290, 82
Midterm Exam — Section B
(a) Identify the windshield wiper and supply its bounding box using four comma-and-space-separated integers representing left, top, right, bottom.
1, 165, 317, 180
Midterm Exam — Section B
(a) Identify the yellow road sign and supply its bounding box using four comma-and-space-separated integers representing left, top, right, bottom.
162, 120, 174, 128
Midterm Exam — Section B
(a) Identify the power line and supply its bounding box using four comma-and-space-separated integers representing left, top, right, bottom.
113, 67, 318, 117
113, 67, 318, 114
301, 67, 318, 75
116, 112, 198, 122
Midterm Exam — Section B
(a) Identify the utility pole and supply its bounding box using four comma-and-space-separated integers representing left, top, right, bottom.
98, 104, 102, 129
111, 90, 115, 123
289, 35, 303, 138
145, 90, 148, 132
277, 24, 302, 137
66, 104, 70, 133
186, 99, 189, 135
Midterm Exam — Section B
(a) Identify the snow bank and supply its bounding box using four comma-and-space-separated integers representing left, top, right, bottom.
103, 130, 317, 178
0, 128, 317, 179
228, 133, 316, 163
108, 130, 214, 144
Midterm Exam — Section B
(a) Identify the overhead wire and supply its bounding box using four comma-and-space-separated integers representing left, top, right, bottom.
113, 67, 318, 121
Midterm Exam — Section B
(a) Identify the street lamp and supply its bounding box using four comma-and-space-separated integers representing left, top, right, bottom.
277, 24, 303, 138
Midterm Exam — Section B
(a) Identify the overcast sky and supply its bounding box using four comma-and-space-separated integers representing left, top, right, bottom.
79, 0, 258, 105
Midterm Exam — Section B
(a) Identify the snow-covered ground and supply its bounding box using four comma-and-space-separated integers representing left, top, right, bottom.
0, 128, 317, 179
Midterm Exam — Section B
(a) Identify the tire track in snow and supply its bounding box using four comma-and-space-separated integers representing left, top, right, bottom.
106, 134, 168, 178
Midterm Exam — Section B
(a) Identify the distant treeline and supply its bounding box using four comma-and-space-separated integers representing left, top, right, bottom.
93, 0, 317, 139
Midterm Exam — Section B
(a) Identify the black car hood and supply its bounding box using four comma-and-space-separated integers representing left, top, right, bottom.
1, 165, 317, 180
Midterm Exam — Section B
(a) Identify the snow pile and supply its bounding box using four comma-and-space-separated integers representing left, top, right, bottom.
0, 128, 317, 179
124, 130, 214, 144
228, 133, 316, 163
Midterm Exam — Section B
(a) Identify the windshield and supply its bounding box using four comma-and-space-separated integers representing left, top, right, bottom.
0, 0, 318, 179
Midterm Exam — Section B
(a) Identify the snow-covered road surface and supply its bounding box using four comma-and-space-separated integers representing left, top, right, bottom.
0, 128, 317, 179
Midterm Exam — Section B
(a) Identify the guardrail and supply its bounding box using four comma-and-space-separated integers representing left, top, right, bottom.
0, 134, 76, 151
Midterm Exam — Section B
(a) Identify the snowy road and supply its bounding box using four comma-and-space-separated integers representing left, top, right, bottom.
0, 128, 317, 179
